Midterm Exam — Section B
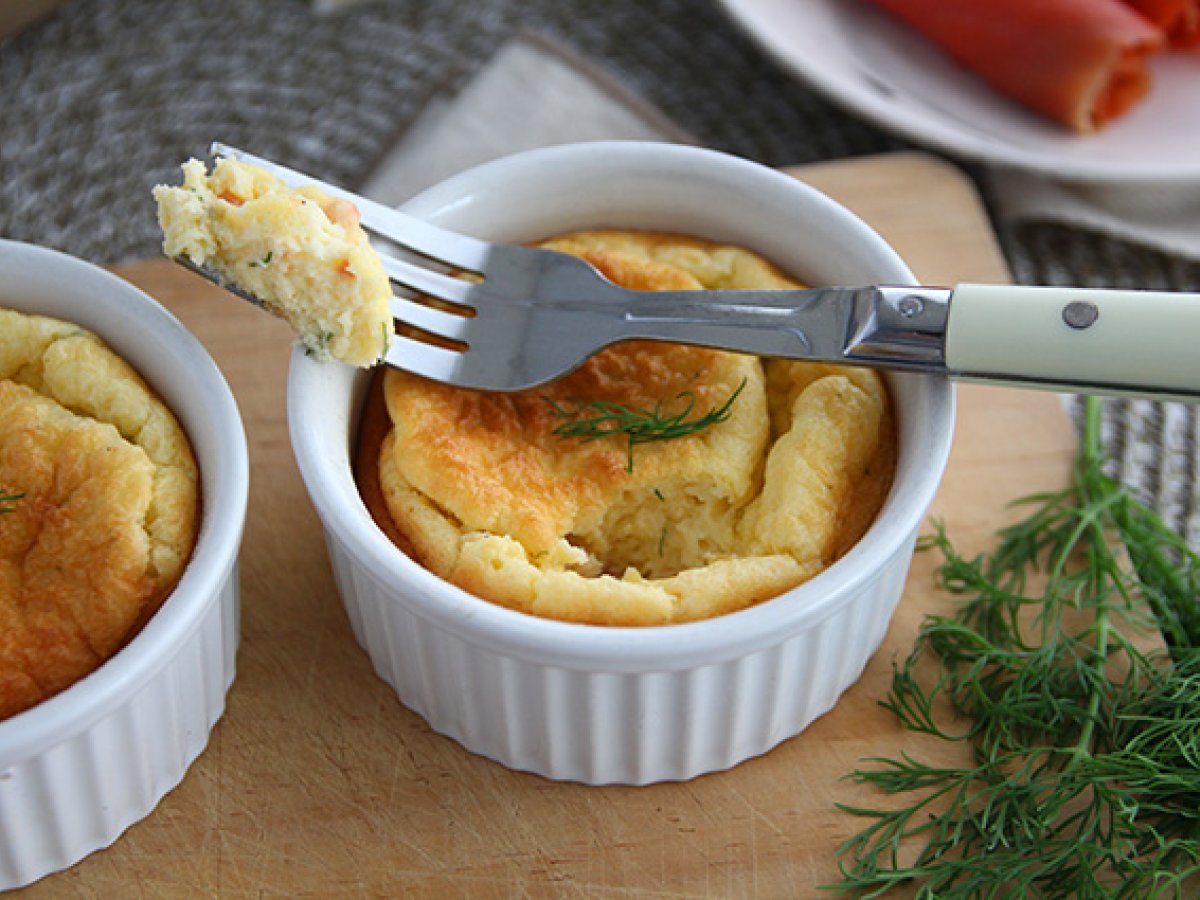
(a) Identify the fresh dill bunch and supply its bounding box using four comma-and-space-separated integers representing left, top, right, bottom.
829, 395, 1200, 899
544, 378, 746, 473
0, 490, 23, 514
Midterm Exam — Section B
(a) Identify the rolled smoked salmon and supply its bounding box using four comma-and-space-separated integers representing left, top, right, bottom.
864, 0, 1165, 132
1122, 0, 1200, 47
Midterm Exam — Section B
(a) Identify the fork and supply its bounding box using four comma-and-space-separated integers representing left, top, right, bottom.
195, 143, 1200, 400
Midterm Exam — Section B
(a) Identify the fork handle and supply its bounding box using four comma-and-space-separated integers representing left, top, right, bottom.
944, 283, 1200, 399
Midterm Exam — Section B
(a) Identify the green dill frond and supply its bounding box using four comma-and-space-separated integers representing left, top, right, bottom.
545, 378, 746, 473
828, 395, 1200, 898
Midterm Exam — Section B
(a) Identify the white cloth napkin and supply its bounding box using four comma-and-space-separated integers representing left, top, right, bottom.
359, 32, 692, 206
987, 168, 1200, 260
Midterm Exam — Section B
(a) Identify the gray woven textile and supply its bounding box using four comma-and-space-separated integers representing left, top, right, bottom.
3, 0, 1199, 542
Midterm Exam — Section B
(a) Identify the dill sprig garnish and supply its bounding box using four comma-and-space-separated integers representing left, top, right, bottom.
545, 378, 746, 473
0, 490, 24, 514
830, 395, 1200, 898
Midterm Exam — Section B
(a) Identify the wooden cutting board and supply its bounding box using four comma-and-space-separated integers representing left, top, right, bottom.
21, 152, 1076, 897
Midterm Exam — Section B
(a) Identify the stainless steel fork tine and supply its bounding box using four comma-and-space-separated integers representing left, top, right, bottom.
382, 334, 465, 383
378, 253, 478, 309
210, 142, 493, 273
390, 296, 472, 342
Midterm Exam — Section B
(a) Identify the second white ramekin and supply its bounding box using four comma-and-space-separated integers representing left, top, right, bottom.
0, 241, 248, 888
288, 142, 955, 785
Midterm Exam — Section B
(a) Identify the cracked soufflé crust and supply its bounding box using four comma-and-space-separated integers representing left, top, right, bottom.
0, 308, 199, 719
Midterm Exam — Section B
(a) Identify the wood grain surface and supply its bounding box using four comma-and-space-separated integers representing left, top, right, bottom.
20, 152, 1077, 897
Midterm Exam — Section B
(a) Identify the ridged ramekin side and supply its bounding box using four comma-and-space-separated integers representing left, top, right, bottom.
324, 527, 914, 785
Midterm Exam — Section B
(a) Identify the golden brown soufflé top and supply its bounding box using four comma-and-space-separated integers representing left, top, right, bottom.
358, 229, 895, 626
0, 308, 199, 719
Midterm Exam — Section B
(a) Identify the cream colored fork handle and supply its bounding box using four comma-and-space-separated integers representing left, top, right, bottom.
946, 283, 1200, 399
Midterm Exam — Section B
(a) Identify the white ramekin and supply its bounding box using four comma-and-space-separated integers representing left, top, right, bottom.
288, 142, 955, 785
0, 240, 248, 888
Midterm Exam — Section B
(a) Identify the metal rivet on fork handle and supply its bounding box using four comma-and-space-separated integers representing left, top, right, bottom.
897, 295, 924, 318
1062, 300, 1099, 330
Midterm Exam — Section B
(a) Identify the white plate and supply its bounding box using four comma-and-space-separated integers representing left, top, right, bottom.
718, 0, 1200, 184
